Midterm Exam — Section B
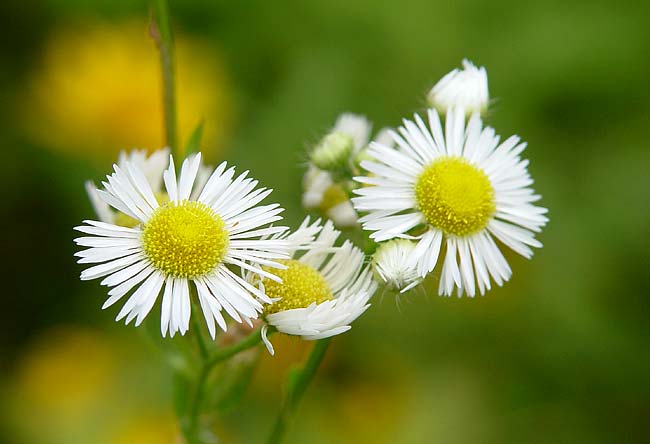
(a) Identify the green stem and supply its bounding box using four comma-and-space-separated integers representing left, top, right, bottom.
268, 338, 332, 444
151, 0, 179, 157
186, 365, 209, 444
205, 327, 267, 369
190, 302, 209, 361
184, 328, 267, 443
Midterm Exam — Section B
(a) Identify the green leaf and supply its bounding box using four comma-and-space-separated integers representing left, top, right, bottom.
286, 365, 303, 396
185, 120, 205, 156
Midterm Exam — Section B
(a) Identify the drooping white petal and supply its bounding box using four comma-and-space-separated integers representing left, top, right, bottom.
254, 219, 378, 351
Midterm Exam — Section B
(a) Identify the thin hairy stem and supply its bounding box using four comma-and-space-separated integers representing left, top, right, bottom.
184, 328, 267, 443
268, 338, 331, 444
151, 0, 179, 157
205, 328, 267, 369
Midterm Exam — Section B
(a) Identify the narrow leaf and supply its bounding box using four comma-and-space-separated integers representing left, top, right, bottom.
185, 120, 205, 156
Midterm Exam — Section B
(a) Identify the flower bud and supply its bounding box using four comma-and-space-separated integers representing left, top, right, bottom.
427, 59, 489, 116
311, 131, 355, 171
372, 239, 422, 293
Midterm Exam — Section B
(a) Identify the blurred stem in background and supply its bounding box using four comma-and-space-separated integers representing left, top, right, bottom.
151, 0, 179, 158
268, 338, 332, 444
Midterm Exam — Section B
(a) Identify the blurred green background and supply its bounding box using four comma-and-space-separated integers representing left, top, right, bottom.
1, 0, 648, 443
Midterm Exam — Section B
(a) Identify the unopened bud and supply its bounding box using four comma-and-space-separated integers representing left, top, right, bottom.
427, 59, 489, 116
311, 131, 355, 171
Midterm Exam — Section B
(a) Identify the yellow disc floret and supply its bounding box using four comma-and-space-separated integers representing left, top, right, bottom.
142, 200, 228, 278
415, 157, 495, 237
319, 184, 349, 213
263, 259, 333, 315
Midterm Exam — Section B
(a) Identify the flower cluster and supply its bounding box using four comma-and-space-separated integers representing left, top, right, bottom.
74, 59, 547, 356
75, 151, 376, 351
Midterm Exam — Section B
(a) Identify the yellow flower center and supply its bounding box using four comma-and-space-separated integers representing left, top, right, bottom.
142, 200, 229, 278
263, 260, 333, 315
415, 157, 495, 237
319, 184, 349, 212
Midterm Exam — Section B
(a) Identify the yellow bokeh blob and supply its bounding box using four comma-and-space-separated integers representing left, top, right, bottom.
13, 326, 116, 417
7, 326, 178, 444
22, 20, 232, 160
106, 414, 180, 444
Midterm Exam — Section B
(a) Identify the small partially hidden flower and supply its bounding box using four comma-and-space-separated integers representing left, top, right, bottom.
302, 115, 384, 228
427, 59, 489, 116
85, 148, 212, 227
372, 239, 422, 293
75, 153, 290, 338
302, 165, 358, 228
251, 218, 377, 355
353, 107, 548, 297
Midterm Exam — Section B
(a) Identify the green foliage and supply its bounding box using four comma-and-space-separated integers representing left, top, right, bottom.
185, 121, 205, 157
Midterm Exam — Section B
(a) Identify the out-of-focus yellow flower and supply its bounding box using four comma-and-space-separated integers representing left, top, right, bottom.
106, 414, 180, 444
13, 326, 116, 418
337, 381, 410, 443
22, 20, 232, 161
7, 325, 177, 444
8, 326, 118, 443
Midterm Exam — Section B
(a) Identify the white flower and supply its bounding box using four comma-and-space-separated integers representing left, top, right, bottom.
74, 153, 290, 338
251, 218, 377, 355
302, 165, 358, 228
427, 59, 489, 115
372, 239, 422, 293
310, 113, 371, 171
85, 148, 213, 226
352, 107, 548, 297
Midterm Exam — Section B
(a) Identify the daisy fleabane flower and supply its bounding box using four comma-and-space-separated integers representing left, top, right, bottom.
247, 218, 377, 355
372, 239, 422, 293
74, 153, 291, 338
85, 148, 213, 227
427, 59, 489, 116
352, 107, 548, 297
